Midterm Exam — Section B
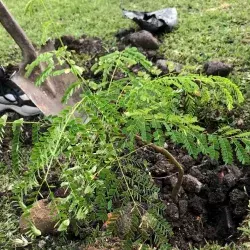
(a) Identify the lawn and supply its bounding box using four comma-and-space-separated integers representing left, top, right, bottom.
1, 0, 250, 73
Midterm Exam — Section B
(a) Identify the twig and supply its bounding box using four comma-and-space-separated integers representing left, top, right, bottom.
152, 172, 178, 179
135, 135, 184, 202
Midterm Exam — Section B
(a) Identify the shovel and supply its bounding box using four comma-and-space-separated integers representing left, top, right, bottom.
0, 1, 79, 116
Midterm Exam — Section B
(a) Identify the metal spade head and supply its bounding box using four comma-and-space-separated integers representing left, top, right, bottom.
0, 1, 80, 116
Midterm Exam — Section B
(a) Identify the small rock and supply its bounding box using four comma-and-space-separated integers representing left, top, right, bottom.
165, 61, 182, 74
131, 65, 141, 74
154, 179, 163, 189
146, 50, 157, 59
116, 203, 136, 239
234, 204, 247, 217
164, 176, 185, 195
156, 59, 169, 74
182, 174, 203, 193
204, 61, 232, 77
218, 165, 242, 189
179, 155, 195, 170
191, 234, 203, 243
128, 30, 159, 50
165, 203, 179, 220
161, 193, 172, 201
236, 118, 244, 127
150, 161, 175, 177
54, 187, 70, 198
156, 59, 183, 75
189, 166, 203, 181
226, 165, 242, 179
19, 199, 59, 235
174, 63, 183, 74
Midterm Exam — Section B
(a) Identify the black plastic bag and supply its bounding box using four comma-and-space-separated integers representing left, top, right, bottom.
122, 8, 178, 33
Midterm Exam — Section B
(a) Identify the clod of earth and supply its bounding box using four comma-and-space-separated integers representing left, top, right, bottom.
150, 159, 175, 176
204, 61, 232, 77
156, 59, 169, 74
127, 30, 160, 50
19, 199, 59, 235
115, 28, 135, 40
156, 59, 183, 75
182, 174, 203, 193
178, 199, 188, 217
165, 203, 179, 221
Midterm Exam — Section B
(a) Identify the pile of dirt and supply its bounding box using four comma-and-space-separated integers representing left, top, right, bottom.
55, 35, 105, 56
133, 144, 250, 249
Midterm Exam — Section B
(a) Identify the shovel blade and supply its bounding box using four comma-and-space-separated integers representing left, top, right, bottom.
10, 41, 81, 116
11, 73, 67, 116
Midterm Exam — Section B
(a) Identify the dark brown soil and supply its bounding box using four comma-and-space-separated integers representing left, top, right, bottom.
55, 35, 105, 56
133, 144, 249, 249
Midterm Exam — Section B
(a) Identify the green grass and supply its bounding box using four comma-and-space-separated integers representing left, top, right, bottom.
1, 0, 250, 72
161, 1, 250, 69
0, 166, 19, 248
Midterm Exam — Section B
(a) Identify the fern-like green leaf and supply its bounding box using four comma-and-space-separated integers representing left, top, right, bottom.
232, 139, 250, 164
11, 119, 24, 173
219, 137, 233, 164
235, 131, 250, 138
196, 133, 208, 154
242, 139, 250, 152
62, 80, 83, 103
32, 123, 40, 145
0, 115, 7, 153
182, 133, 199, 157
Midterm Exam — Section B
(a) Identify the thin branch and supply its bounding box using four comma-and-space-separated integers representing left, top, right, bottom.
152, 172, 178, 179
135, 135, 184, 203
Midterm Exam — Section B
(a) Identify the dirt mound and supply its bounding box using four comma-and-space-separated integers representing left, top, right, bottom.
55, 35, 105, 56
133, 145, 250, 249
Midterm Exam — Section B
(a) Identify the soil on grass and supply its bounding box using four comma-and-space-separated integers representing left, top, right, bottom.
1, 34, 250, 249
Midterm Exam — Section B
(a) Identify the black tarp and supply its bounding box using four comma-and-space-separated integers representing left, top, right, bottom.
123, 8, 178, 33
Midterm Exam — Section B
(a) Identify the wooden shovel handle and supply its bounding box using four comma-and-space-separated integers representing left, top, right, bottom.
0, 1, 37, 71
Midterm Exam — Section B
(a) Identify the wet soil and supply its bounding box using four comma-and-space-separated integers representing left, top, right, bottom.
133, 144, 250, 249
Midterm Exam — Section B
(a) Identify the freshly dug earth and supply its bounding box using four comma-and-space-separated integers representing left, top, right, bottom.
55, 35, 105, 56
133, 144, 250, 249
